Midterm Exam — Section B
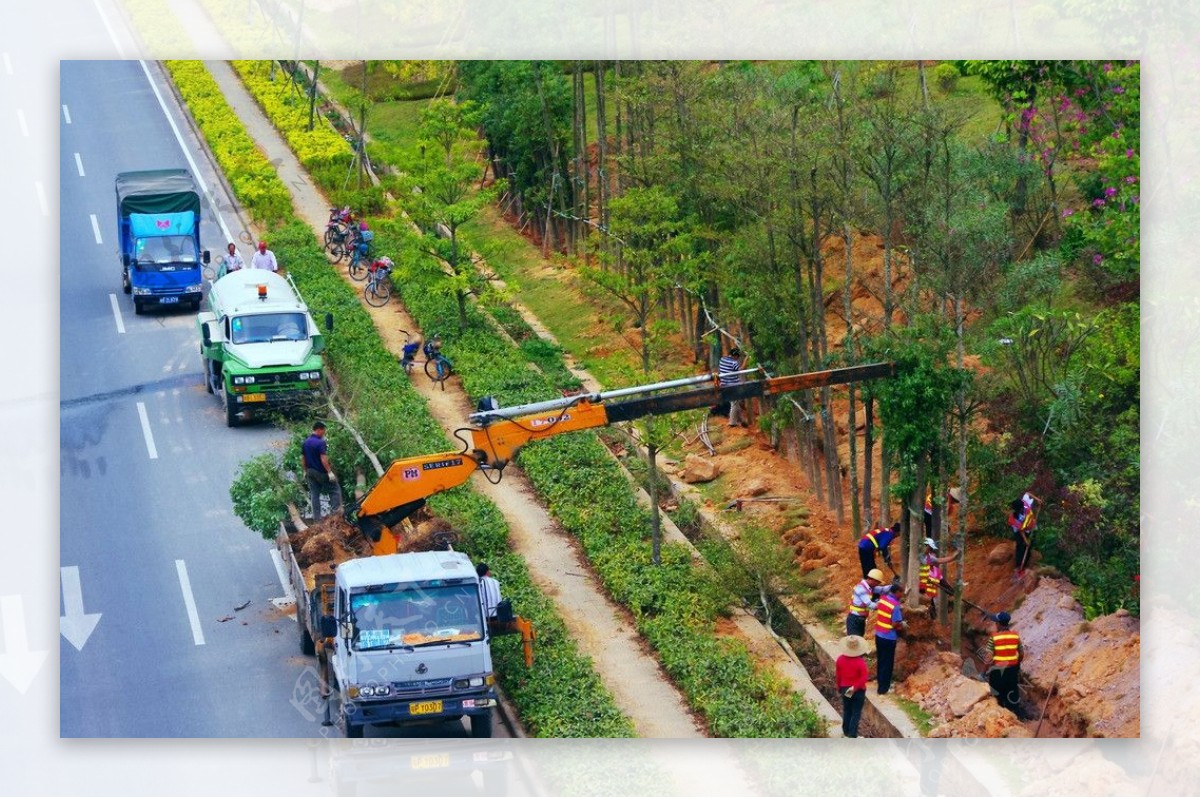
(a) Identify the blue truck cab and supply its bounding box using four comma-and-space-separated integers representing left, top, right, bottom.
116, 169, 209, 314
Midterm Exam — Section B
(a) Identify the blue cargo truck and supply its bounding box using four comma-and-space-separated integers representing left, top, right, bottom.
116, 169, 210, 314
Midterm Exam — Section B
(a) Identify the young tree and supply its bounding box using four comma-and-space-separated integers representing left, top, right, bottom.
401, 99, 504, 331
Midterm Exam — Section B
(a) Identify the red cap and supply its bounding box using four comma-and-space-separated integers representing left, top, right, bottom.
258, 241, 267, 251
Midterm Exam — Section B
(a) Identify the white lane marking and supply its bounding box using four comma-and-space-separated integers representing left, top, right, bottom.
108, 294, 125, 334
92, 0, 126, 59
90, 214, 102, 244
136, 401, 158, 459
62, 105, 72, 124
75, 152, 85, 177
138, 61, 234, 245
34, 181, 47, 215
175, 560, 206, 646
3, 53, 12, 75
17, 109, 28, 136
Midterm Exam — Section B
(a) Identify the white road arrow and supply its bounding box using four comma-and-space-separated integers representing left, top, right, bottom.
60, 566, 102, 651
0, 595, 48, 693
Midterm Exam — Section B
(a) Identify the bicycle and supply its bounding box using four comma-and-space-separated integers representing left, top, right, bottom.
324, 207, 355, 261
363, 257, 393, 307
347, 225, 374, 280
423, 335, 454, 386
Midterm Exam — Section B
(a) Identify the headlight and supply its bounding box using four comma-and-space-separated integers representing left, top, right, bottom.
243, 376, 255, 385
454, 676, 487, 689
357, 684, 390, 698
233, 376, 245, 385
184, 284, 203, 293
131, 287, 151, 295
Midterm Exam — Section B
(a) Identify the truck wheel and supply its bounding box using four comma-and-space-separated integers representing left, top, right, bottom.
122, 271, 131, 294
344, 718, 364, 738
202, 359, 213, 394
133, 300, 144, 315
223, 392, 240, 428
298, 612, 315, 656
470, 711, 493, 738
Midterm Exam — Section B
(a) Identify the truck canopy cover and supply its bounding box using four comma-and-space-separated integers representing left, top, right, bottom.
130, 211, 196, 238
115, 169, 201, 215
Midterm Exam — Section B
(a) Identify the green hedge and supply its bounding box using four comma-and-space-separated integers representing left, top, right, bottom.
167, 61, 633, 738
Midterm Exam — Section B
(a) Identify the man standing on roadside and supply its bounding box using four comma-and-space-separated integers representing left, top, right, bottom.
302, 422, 340, 520
874, 583, 906, 694
251, 240, 279, 272
218, 241, 244, 278
836, 635, 870, 738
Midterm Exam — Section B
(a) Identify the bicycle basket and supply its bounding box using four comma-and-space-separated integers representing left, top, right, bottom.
359, 229, 375, 243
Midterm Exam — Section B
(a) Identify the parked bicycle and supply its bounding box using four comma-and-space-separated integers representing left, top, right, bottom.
363, 257, 394, 307
423, 334, 453, 386
324, 206, 356, 261
347, 225, 374, 280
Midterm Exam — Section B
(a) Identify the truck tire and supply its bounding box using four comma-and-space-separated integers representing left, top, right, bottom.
298, 612, 315, 656
470, 711, 493, 738
223, 391, 240, 428
202, 359, 213, 394
133, 300, 144, 315
122, 271, 131, 294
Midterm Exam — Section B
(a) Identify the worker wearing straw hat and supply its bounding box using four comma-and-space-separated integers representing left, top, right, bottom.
836, 635, 870, 738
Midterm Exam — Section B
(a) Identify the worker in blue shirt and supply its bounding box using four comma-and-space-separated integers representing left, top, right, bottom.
857, 521, 899, 578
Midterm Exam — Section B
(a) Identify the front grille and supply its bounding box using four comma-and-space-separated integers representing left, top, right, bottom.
391, 677, 454, 698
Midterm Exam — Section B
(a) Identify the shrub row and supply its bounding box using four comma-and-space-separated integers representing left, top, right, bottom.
165, 61, 634, 738
164, 61, 292, 226
234, 61, 827, 737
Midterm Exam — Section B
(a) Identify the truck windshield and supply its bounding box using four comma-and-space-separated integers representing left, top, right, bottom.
134, 235, 198, 269
229, 312, 308, 344
350, 583, 484, 651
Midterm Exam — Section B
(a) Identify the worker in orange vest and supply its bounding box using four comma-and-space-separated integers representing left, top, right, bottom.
857, 521, 899, 579
984, 611, 1025, 718
846, 568, 893, 637
873, 583, 906, 694
919, 537, 961, 620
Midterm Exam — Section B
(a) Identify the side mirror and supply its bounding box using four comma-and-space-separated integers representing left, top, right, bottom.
201, 321, 212, 347
202, 250, 211, 264
325, 312, 334, 332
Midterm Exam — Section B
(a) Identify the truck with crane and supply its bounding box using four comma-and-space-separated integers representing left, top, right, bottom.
280, 361, 893, 737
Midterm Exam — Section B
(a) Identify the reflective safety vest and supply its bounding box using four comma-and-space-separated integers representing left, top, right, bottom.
848, 580, 874, 616
875, 593, 901, 634
861, 530, 881, 549
992, 631, 1021, 666
920, 559, 940, 597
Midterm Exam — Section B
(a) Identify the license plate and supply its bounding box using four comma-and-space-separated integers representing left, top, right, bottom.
410, 753, 450, 770
159, 296, 179, 304
410, 700, 443, 716
241, 393, 267, 403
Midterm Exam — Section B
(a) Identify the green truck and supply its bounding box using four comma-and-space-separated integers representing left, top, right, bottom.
198, 269, 330, 426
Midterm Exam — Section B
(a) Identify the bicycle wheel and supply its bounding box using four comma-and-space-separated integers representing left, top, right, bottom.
425, 356, 452, 383
363, 277, 391, 307
348, 256, 368, 281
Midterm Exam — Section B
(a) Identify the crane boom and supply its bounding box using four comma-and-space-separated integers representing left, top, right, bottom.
348, 361, 893, 553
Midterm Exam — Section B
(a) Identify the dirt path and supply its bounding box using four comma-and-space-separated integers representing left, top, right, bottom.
199, 60, 725, 747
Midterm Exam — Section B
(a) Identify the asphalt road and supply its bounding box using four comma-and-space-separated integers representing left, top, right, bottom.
58, 58, 508, 745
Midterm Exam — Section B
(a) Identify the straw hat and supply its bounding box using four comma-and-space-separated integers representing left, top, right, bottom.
840, 635, 868, 657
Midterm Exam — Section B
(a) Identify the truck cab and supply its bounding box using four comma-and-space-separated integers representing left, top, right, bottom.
198, 270, 328, 427
328, 552, 497, 738
115, 169, 208, 313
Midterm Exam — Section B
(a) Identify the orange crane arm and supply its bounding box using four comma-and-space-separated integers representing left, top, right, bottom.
350, 361, 894, 552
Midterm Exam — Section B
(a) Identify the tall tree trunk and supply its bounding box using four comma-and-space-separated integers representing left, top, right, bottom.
649, 441, 662, 565
905, 459, 927, 605
862, 391, 875, 528
594, 61, 610, 269
951, 293, 969, 650
307, 61, 319, 131
843, 224, 861, 534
